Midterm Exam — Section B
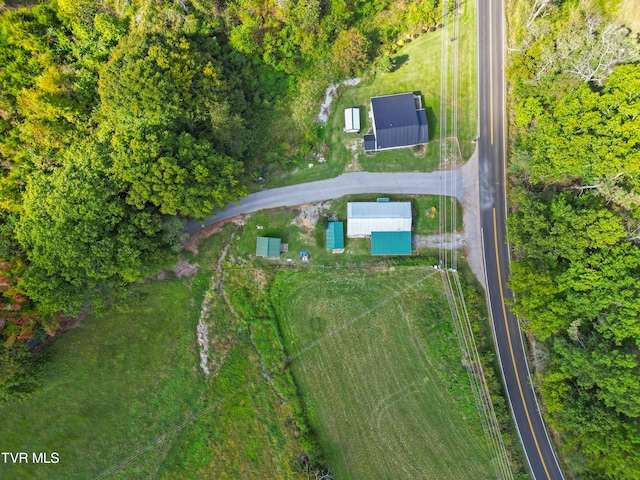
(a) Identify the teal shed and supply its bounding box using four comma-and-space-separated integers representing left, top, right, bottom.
326, 222, 344, 250
371, 231, 411, 255
256, 237, 281, 257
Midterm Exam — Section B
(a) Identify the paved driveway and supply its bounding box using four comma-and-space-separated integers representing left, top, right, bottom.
185, 170, 463, 233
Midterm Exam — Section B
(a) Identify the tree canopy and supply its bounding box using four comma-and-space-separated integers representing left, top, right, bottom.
14, 145, 179, 315
520, 65, 640, 187
507, 1, 640, 475
0, 0, 444, 405
98, 33, 247, 217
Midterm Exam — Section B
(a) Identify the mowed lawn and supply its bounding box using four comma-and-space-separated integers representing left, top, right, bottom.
265, 2, 478, 188
272, 267, 494, 479
331, 0, 478, 173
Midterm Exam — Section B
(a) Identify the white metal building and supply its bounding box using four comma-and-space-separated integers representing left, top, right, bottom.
347, 202, 412, 237
344, 107, 361, 133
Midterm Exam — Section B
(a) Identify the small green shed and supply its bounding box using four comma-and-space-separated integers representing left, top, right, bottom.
371, 231, 411, 255
326, 222, 344, 250
256, 237, 281, 257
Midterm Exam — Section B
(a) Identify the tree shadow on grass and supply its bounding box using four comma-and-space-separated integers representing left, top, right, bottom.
392, 54, 410, 72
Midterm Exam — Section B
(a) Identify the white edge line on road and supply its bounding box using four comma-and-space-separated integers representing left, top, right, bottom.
498, 0, 565, 475
480, 227, 536, 478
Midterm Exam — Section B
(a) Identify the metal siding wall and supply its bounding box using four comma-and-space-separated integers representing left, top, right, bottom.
347, 218, 412, 237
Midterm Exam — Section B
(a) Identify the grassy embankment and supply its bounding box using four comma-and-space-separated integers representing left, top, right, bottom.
272, 267, 494, 479
0, 225, 313, 479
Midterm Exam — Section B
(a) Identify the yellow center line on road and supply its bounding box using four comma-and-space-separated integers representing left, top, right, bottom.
489, 0, 494, 145
493, 208, 551, 480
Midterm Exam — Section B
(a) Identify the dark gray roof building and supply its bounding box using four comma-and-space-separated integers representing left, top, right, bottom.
364, 93, 428, 152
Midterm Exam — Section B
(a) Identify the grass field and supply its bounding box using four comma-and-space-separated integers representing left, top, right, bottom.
0, 278, 207, 480
157, 235, 316, 479
272, 267, 494, 479
0, 224, 312, 480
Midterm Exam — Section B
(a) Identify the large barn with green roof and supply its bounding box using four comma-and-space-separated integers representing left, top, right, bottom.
346, 201, 412, 256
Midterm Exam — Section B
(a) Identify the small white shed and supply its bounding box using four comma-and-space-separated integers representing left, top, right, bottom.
344, 107, 361, 133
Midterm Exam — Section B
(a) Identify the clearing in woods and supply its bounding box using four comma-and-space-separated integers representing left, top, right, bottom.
272, 266, 494, 479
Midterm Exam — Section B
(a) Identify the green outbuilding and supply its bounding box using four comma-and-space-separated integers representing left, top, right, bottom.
256, 237, 281, 258
326, 222, 344, 250
371, 231, 412, 255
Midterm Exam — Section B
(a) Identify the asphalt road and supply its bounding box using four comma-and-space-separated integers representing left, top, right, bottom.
477, 0, 565, 478
185, 170, 462, 233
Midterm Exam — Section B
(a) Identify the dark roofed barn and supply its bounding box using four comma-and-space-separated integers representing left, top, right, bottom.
364, 93, 428, 151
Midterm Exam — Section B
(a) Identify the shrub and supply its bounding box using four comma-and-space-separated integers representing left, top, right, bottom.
377, 55, 396, 73
330, 28, 370, 78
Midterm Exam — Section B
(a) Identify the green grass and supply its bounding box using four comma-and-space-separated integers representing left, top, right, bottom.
157, 336, 305, 479
455, 0, 479, 160
264, 4, 478, 188
0, 278, 206, 480
272, 267, 494, 479
358, 145, 441, 172
232, 195, 461, 266
156, 262, 316, 479
0, 223, 316, 480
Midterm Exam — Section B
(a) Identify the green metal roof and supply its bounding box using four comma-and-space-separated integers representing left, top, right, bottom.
256, 237, 281, 257
371, 231, 412, 255
326, 222, 344, 250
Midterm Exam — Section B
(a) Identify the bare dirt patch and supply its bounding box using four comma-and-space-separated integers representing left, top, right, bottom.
252, 267, 269, 291
413, 233, 465, 250
344, 139, 363, 172
183, 216, 247, 254
294, 202, 330, 233
147, 270, 168, 282
172, 256, 199, 278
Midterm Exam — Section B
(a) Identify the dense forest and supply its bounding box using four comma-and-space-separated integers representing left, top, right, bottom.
0, 0, 446, 396
506, 0, 640, 478
3, 0, 639, 477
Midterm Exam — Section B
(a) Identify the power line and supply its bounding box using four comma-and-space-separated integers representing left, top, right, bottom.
92, 271, 439, 480
436, 2, 513, 478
